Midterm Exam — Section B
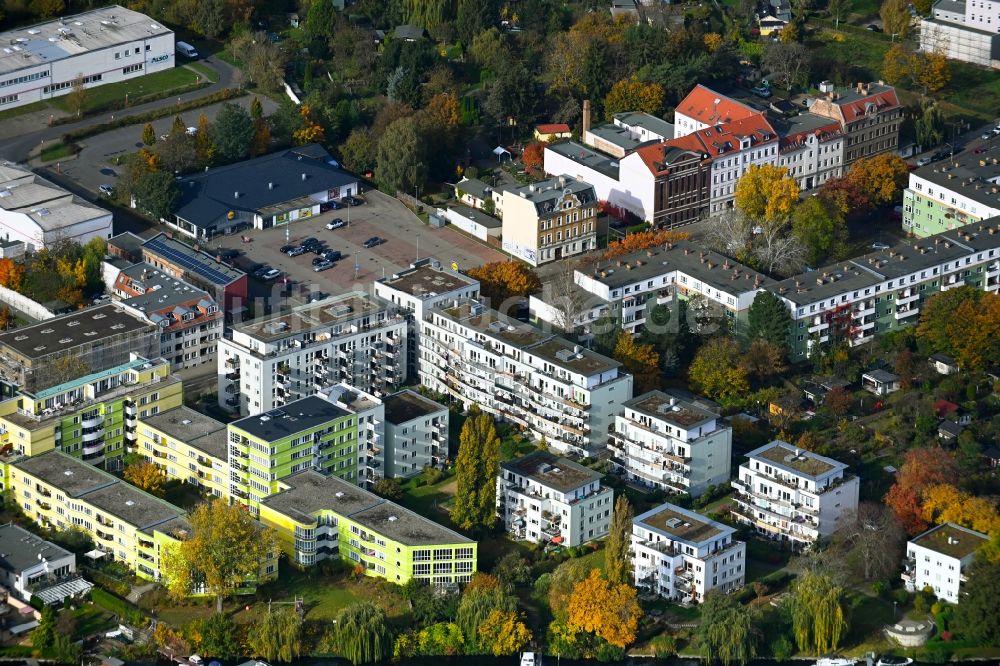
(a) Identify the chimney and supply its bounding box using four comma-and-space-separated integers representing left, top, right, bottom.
301, 173, 307, 181
268, 182, 274, 190
234, 191, 239, 199
582, 99, 591, 135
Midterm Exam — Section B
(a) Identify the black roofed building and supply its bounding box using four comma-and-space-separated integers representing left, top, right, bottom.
169, 144, 360, 240
497, 175, 598, 266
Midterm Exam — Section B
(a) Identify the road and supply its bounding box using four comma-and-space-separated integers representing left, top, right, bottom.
0, 55, 239, 164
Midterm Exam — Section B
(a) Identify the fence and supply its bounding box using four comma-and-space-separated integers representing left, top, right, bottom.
0, 284, 55, 322
396, 191, 425, 213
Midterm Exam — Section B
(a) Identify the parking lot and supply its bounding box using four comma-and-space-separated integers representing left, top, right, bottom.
213, 190, 505, 304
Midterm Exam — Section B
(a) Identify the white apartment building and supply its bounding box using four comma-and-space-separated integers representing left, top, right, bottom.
0, 6, 175, 111
382, 389, 448, 479
902, 522, 988, 603
497, 451, 613, 547
701, 115, 780, 213
775, 115, 845, 191
419, 298, 633, 457
902, 150, 1000, 237
673, 85, 758, 138
921, 0, 1000, 69
498, 176, 598, 266
318, 383, 386, 488
609, 390, 732, 497
731, 440, 859, 547
632, 502, 745, 603
218, 291, 407, 416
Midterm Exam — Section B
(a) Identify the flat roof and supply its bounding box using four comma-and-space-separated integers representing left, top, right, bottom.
529, 337, 620, 376
262, 471, 383, 524
351, 502, 473, 546
911, 522, 988, 559
0, 523, 72, 573
379, 259, 478, 300
0, 6, 173, 77
383, 390, 445, 425
14, 450, 117, 498
501, 451, 602, 492
234, 291, 390, 341
912, 147, 1000, 210
544, 141, 621, 179
587, 123, 650, 152
83, 482, 182, 531
448, 204, 502, 228
634, 502, 731, 546
747, 440, 845, 478
0, 304, 153, 360
107, 231, 145, 259
142, 233, 244, 286
139, 406, 228, 460
625, 390, 718, 429
231, 396, 350, 442
0, 163, 110, 232
614, 112, 675, 139
117, 263, 213, 314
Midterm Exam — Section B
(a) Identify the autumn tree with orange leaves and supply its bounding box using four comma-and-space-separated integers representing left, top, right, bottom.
613, 332, 660, 394
0, 259, 25, 291
566, 569, 643, 648
921, 484, 1000, 534
466, 261, 542, 306
602, 229, 689, 261
292, 105, 325, 146
885, 447, 959, 535
522, 141, 545, 172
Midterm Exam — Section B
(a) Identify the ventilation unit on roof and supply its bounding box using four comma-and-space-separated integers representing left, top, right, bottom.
181, 419, 191, 425
388, 515, 398, 522
266, 409, 286, 418
665, 517, 682, 528
64, 470, 73, 476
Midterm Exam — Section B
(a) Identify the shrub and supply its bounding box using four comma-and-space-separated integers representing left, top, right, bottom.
940, 630, 953, 641
424, 467, 445, 485
872, 581, 889, 597
892, 588, 910, 604
649, 634, 677, 658
770, 635, 794, 660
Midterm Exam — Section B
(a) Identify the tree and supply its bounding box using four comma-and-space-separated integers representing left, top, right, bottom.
604, 496, 633, 587
914, 100, 946, 148
492, 552, 532, 590
466, 261, 542, 306
142, 123, 157, 146
185, 613, 240, 659
704, 32, 724, 51
835, 502, 905, 581
373, 478, 403, 501
457, 585, 516, 652
246, 607, 302, 663
32, 605, 56, 650
292, 104, 325, 146
698, 591, 759, 666
735, 164, 800, 223
566, 570, 643, 648
955, 559, 1000, 644
134, 170, 180, 220
477, 609, 532, 656
845, 153, 909, 207
603, 75, 665, 119
340, 127, 377, 174
457, 0, 494, 45
483, 60, 536, 130
192, 0, 225, 39
158, 129, 197, 175
602, 229, 690, 260
740, 339, 787, 381
305, 0, 337, 40
212, 103, 254, 164
330, 602, 392, 664
162, 499, 276, 612
828, 0, 848, 27
194, 113, 214, 168
123, 460, 167, 496
376, 116, 426, 194
761, 42, 810, 89
791, 197, 847, 267
917, 288, 1000, 371
880, 0, 912, 36
522, 141, 545, 171
790, 570, 847, 655
450, 409, 501, 531
228, 31, 287, 93
0, 258, 26, 291
66, 74, 87, 117
746, 291, 792, 351
917, 286, 980, 353
921, 484, 1000, 533
547, 558, 591, 623
689, 337, 751, 406
881, 43, 913, 85
613, 332, 660, 394
885, 447, 959, 534
707, 209, 755, 259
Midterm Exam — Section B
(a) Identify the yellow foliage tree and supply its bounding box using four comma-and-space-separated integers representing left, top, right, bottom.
477, 609, 532, 656
881, 43, 912, 85
688, 337, 751, 406
613, 331, 660, 394
734, 164, 800, 223
703, 33, 723, 52
845, 153, 910, 207
566, 569, 643, 648
123, 460, 167, 497
948, 293, 1000, 372
292, 105, 325, 146
922, 484, 1000, 534
465, 261, 542, 305
603, 75, 665, 120
0, 258, 25, 291
915, 50, 951, 93
423, 93, 461, 130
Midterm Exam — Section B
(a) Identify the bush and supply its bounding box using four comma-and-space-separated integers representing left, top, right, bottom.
892, 588, 910, 605
28, 595, 45, 611
423, 467, 445, 485
770, 635, 794, 660
649, 633, 677, 658
872, 581, 889, 597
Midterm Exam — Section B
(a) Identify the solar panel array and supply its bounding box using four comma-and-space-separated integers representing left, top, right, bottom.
143, 236, 237, 286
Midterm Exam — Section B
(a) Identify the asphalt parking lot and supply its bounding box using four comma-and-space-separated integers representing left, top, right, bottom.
213, 190, 505, 304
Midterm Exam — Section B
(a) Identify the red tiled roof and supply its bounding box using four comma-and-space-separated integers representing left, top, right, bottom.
536, 123, 572, 134
834, 88, 901, 123
934, 399, 959, 417
778, 120, 843, 151
633, 134, 712, 176
694, 113, 778, 157
675, 85, 756, 126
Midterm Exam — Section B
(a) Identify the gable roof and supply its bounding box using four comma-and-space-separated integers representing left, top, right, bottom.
536, 123, 571, 134
675, 85, 757, 126
632, 135, 712, 176
693, 113, 778, 158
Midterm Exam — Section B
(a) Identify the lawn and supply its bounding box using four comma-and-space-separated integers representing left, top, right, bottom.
0, 99, 53, 121
185, 62, 219, 83
841, 592, 895, 655
39, 141, 76, 162
49, 66, 210, 115
73, 605, 117, 639
256, 563, 410, 622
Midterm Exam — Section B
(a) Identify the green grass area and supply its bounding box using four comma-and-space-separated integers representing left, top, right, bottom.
185, 62, 219, 83
850, 0, 881, 17
842, 593, 895, 655
72, 605, 117, 639
0, 99, 54, 121
164, 482, 208, 510
39, 141, 76, 162
257, 563, 410, 622
50, 66, 210, 115
398, 474, 456, 522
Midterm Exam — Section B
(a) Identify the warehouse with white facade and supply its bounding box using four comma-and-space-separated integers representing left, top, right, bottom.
0, 6, 175, 111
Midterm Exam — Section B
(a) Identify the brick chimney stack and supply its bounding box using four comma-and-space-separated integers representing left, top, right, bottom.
582, 99, 591, 135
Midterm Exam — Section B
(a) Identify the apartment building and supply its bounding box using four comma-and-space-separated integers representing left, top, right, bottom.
0, 523, 83, 604
698, 114, 780, 213
631, 138, 712, 227
419, 299, 632, 456
0, 305, 158, 394
921, 0, 1000, 69
808, 82, 902, 165
773, 113, 845, 191
318, 383, 384, 488
383, 390, 448, 479
497, 451, 614, 547
902, 149, 1000, 237
113, 263, 222, 370
227, 395, 370, 508
673, 85, 757, 138
632, 502, 745, 603
218, 291, 406, 415
136, 406, 229, 499
0, 355, 182, 471
902, 523, 988, 603
498, 176, 598, 266
772, 220, 1000, 359
374, 259, 479, 374
608, 391, 731, 497
731, 441, 859, 546
259, 470, 476, 583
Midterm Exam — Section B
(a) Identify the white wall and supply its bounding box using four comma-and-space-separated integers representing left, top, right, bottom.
543, 147, 652, 221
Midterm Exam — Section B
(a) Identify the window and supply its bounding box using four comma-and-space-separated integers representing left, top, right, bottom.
413, 549, 431, 562
412, 563, 431, 576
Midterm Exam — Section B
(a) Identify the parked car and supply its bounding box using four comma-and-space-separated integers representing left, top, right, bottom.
327, 199, 342, 210
871, 242, 891, 250
326, 218, 345, 230
98, 184, 114, 195
751, 85, 772, 98
311, 243, 328, 254
279, 244, 295, 253
362, 237, 384, 248
982, 132, 994, 140
189, 656, 204, 666
343, 196, 363, 206
866, 23, 882, 31
313, 259, 334, 271
261, 269, 282, 280
285, 246, 307, 257
322, 250, 342, 262
252, 266, 271, 278
916, 156, 933, 167
311, 256, 328, 266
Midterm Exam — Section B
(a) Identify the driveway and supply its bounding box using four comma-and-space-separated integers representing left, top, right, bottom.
225, 190, 505, 304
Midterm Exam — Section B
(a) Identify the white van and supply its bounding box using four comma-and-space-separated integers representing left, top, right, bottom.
176, 41, 199, 59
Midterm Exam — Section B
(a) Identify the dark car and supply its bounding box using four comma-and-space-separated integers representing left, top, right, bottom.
312, 243, 328, 254
313, 259, 334, 271
323, 249, 342, 262
327, 200, 342, 210
866, 23, 882, 31
215, 248, 239, 261
279, 244, 295, 253
344, 196, 363, 206
253, 266, 271, 278
311, 256, 329, 266
326, 218, 345, 230
299, 237, 318, 246
286, 246, 307, 257
362, 237, 383, 248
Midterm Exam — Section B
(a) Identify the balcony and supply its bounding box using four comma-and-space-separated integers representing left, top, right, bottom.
83, 439, 105, 456
225, 357, 240, 369
808, 320, 829, 333
896, 291, 919, 306
36, 499, 51, 511
940, 278, 965, 292
82, 414, 104, 429
35, 486, 51, 498
225, 397, 240, 407
96, 530, 114, 542
226, 371, 240, 381
894, 307, 919, 320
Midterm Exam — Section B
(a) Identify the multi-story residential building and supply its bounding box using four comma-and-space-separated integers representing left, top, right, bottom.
630, 138, 712, 227
901, 522, 988, 603
921, 0, 1000, 69
0, 522, 87, 604
113, 263, 222, 370
5, 450, 190, 582
374, 259, 479, 374
0, 355, 182, 470
773, 113, 845, 191
419, 299, 633, 456
227, 395, 369, 508
698, 113, 780, 213
258, 470, 476, 583
731, 441, 859, 547
498, 176, 598, 266
0, 304, 158, 394
218, 291, 406, 415
902, 149, 1000, 237
138, 233, 248, 314
497, 451, 614, 547
383, 390, 448, 479
673, 85, 757, 138
808, 82, 902, 165
608, 391, 731, 497
631, 502, 745, 603
136, 406, 229, 500
772, 220, 1000, 359
318, 383, 384, 488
